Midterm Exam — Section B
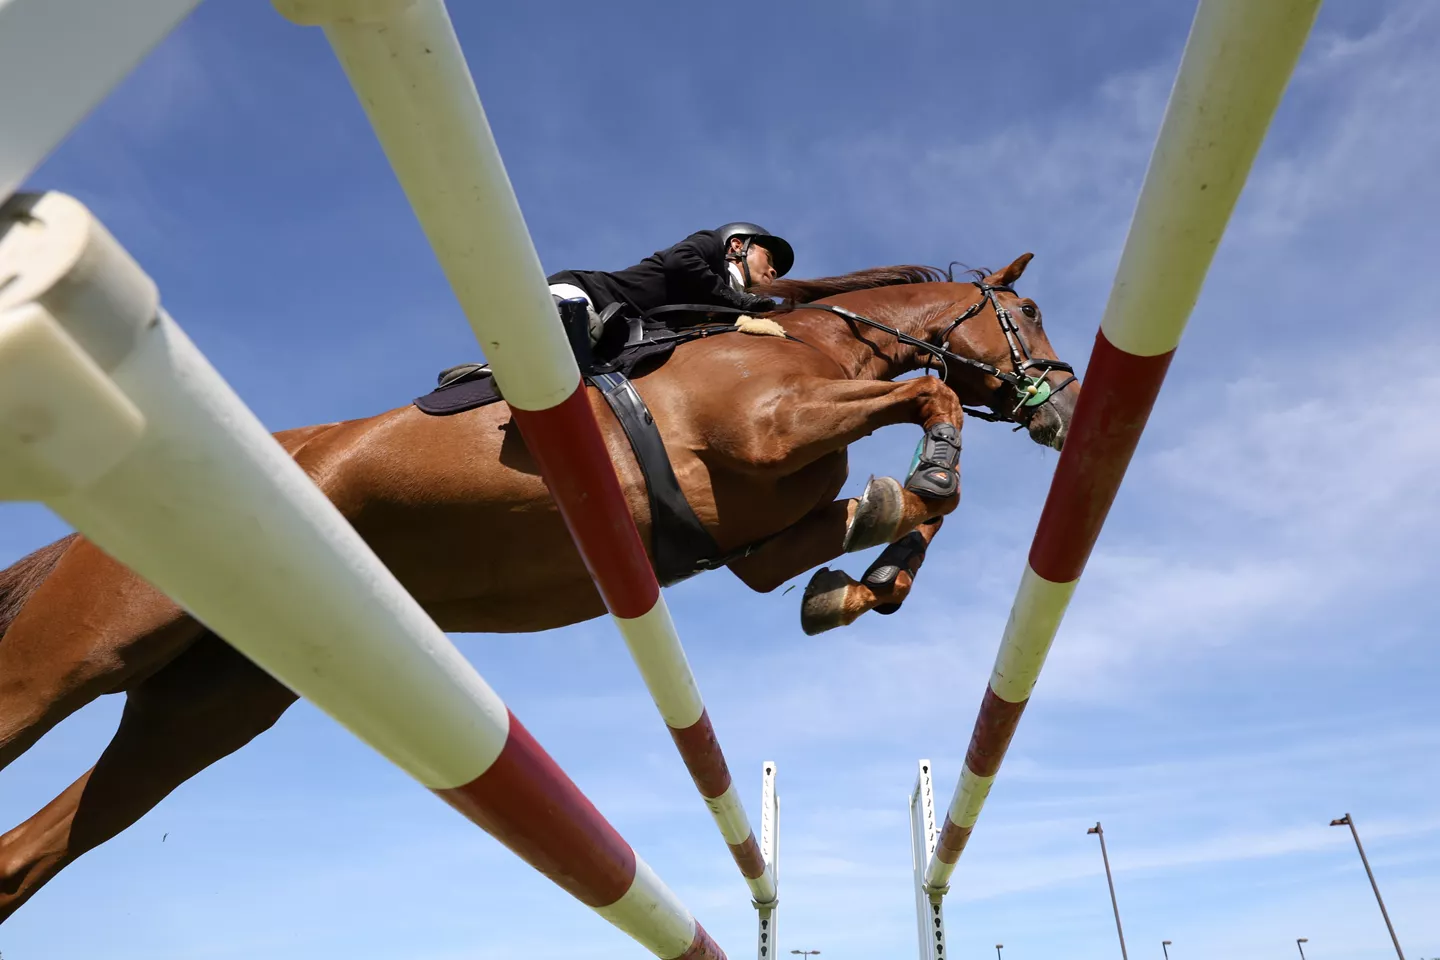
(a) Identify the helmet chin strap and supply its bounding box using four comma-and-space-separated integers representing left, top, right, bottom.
726, 261, 747, 292
726, 237, 755, 288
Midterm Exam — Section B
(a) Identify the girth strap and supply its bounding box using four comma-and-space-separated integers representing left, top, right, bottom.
591, 371, 724, 586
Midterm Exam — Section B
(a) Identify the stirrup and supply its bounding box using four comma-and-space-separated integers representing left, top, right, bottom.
436, 362, 491, 388
904, 423, 960, 498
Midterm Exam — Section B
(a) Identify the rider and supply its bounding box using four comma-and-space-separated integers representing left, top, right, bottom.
547, 222, 795, 343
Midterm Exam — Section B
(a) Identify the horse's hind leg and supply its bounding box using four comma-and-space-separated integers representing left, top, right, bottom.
0, 631, 296, 922
0, 539, 203, 775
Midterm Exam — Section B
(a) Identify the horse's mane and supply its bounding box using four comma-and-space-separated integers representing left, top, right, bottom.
753, 264, 983, 304
0, 533, 75, 639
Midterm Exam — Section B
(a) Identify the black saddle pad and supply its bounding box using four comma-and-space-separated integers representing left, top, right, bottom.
414, 372, 502, 415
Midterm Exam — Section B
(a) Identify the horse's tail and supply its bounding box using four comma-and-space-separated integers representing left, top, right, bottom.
0, 534, 77, 640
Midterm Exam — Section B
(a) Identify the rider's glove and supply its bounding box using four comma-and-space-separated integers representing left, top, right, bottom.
739, 293, 779, 313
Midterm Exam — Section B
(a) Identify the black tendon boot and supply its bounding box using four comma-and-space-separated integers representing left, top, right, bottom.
904, 422, 960, 498
862, 530, 930, 615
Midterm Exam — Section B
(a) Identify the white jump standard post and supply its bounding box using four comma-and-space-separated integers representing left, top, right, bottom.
271, 0, 777, 913
756, 761, 779, 959
909, 761, 947, 960
920, 0, 1323, 906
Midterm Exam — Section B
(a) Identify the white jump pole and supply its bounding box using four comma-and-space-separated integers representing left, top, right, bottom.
0, 188, 513, 802
0, 189, 726, 959
921, 0, 1323, 897
0, 0, 202, 202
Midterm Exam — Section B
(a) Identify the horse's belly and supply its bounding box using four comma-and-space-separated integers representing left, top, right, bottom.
296, 404, 616, 630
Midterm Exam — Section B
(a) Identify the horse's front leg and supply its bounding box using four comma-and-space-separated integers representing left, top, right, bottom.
798, 518, 943, 634
727, 490, 911, 592
725, 373, 964, 542
727, 475, 945, 590
738, 374, 964, 491
724, 375, 963, 625
728, 492, 946, 634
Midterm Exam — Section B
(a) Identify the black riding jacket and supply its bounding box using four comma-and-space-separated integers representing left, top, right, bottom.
548, 230, 757, 316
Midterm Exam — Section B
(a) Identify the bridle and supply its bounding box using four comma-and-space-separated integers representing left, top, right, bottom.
643, 279, 1075, 427
799, 279, 1076, 426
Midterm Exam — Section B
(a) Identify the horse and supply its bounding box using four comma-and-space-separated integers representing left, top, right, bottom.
0, 253, 1079, 919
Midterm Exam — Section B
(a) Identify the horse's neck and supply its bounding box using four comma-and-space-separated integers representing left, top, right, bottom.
793, 291, 936, 381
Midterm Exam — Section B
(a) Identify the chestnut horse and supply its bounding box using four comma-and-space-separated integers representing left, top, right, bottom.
0, 253, 1078, 919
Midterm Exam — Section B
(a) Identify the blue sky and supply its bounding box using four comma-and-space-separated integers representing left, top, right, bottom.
2, 1, 1437, 958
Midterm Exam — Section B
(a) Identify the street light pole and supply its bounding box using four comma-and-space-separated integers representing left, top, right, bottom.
789, 951, 820, 959
1296, 937, 1308, 960
1331, 814, 1406, 960
1163, 939, 1172, 960
996, 944, 1004, 960
1088, 822, 1130, 960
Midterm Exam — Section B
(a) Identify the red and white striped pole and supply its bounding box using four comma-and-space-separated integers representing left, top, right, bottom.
273, 0, 775, 907
0, 189, 725, 959
923, 0, 1323, 894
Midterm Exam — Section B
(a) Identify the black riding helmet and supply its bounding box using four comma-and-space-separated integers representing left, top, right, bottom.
716, 222, 795, 279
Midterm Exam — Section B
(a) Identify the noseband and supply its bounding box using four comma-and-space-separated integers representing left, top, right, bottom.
803, 280, 1077, 427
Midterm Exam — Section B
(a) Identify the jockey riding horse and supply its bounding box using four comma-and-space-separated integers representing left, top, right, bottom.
547, 221, 793, 330
545, 223, 961, 501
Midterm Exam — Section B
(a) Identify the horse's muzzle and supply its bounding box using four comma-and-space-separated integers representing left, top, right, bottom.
1025, 398, 1070, 451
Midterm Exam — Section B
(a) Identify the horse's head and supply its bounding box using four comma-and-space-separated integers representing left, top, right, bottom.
760, 257, 1080, 448
931, 253, 1080, 450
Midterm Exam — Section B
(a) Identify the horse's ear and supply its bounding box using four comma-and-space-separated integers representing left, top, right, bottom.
984, 253, 1034, 287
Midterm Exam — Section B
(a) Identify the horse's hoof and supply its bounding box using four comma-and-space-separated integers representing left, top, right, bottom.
843, 476, 905, 552
800, 567, 856, 636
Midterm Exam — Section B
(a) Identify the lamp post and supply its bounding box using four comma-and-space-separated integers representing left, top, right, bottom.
1331, 814, 1406, 960
1088, 822, 1130, 960
789, 951, 820, 959
996, 945, 1004, 960
1296, 938, 1309, 960
1163, 940, 1173, 960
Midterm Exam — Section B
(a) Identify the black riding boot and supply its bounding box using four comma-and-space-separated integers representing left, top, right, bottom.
555, 296, 595, 371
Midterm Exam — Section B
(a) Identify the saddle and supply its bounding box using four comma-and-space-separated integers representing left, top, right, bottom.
413, 304, 746, 585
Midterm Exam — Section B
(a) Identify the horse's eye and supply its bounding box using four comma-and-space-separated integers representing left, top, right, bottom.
1021, 303, 1038, 320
